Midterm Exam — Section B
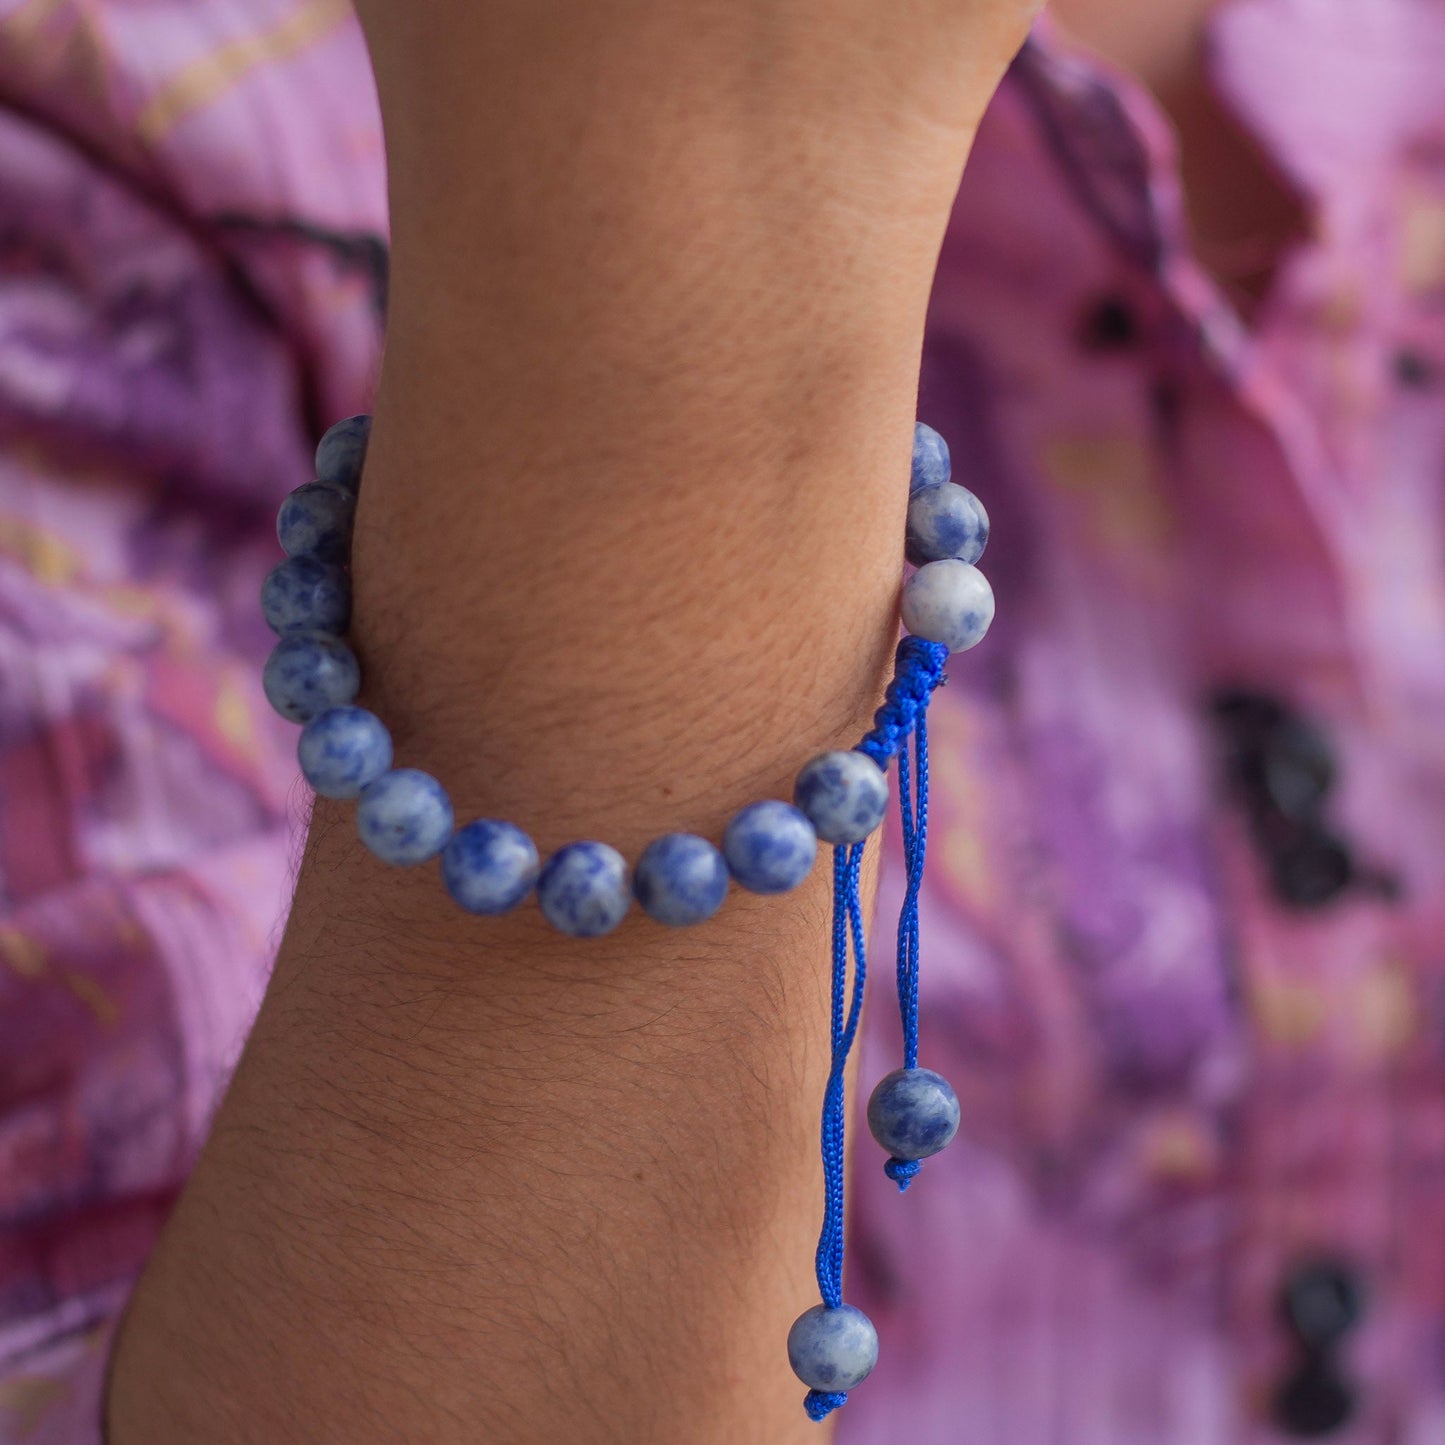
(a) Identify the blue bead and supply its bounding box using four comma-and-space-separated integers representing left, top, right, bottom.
633, 833, 729, 926
905, 482, 989, 567
356, 768, 454, 865
722, 800, 817, 894
261, 555, 352, 637
277, 481, 355, 562
297, 706, 393, 799
866, 1067, 961, 1161
900, 559, 995, 652
315, 414, 372, 495
793, 751, 888, 846
442, 819, 540, 915
787, 1304, 878, 1392
262, 634, 360, 723
536, 841, 631, 937
910, 422, 951, 492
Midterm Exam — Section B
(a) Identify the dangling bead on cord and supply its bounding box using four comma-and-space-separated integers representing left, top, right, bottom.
864, 432, 991, 1193
783, 424, 990, 1420
262, 414, 995, 1423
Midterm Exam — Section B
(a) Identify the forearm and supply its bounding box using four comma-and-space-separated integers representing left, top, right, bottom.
107, 5, 1034, 1441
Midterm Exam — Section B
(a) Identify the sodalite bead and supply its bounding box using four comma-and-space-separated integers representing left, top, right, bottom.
793, 751, 888, 846
262, 634, 360, 723
722, 800, 817, 894
633, 833, 729, 926
536, 841, 631, 937
356, 768, 454, 865
297, 706, 393, 799
901, 559, 995, 652
277, 481, 355, 562
787, 1304, 879, 1392
905, 482, 989, 567
261, 555, 351, 637
442, 819, 540, 915
910, 422, 951, 492
314, 414, 372, 495
866, 1067, 961, 1161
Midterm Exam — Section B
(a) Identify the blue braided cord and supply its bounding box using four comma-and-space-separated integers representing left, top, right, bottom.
895, 742, 917, 1066
899, 712, 929, 1072
855, 636, 948, 769
804, 637, 948, 1420
813, 843, 868, 1311
805, 1391, 850, 1421
887, 684, 932, 1189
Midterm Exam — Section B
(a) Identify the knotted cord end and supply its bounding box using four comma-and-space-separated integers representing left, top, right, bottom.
804, 1390, 849, 1422
884, 1156, 921, 1191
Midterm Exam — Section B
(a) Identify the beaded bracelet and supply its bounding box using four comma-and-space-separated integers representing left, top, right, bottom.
261, 413, 994, 1420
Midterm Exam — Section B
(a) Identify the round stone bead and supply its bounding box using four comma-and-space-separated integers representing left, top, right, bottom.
297, 706, 393, 800
261, 555, 351, 637
442, 819, 540, 915
905, 482, 989, 567
910, 421, 951, 492
633, 833, 729, 926
262, 634, 360, 723
787, 1304, 879, 1392
536, 841, 631, 937
793, 751, 888, 846
901, 559, 995, 652
722, 800, 817, 894
314, 414, 372, 495
356, 768, 455, 865
277, 480, 355, 563
866, 1067, 961, 1161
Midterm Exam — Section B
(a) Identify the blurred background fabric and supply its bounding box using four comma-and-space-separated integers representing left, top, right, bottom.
0, 3, 383, 1437
1, 2, 1444, 1442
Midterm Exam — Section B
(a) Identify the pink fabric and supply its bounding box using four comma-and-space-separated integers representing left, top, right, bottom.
1, 2, 1443, 1441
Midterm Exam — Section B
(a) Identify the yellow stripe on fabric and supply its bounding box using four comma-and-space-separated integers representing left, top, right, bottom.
63, 970, 121, 1028
0, 926, 47, 979
135, 0, 350, 144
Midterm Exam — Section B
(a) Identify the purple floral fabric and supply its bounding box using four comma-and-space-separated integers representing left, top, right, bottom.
1, 2, 1444, 1442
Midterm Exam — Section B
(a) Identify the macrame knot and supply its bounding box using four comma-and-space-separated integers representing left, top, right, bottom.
804, 1390, 850, 1422
856, 638, 949, 768
883, 1156, 921, 1191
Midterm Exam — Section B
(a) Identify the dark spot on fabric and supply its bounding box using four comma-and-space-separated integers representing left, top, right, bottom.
1079, 295, 1139, 351
1393, 349, 1434, 389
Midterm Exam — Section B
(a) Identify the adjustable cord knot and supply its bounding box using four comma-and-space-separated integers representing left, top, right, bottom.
856, 638, 949, 767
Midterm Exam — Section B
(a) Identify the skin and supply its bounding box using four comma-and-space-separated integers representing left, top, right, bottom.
105, 4, 1038, 1442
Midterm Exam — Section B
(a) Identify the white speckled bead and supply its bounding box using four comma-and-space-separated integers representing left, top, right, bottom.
261, 555, 351, 637
297, 706, 393, 799
722, 800, 817, 894
442, 819, 540, 915
910, 422, 951, 492
866, 1067, 961, 1161
315, 414, 371, 495
793, 751, 888, 845
787, 1304, 879, 1392
901, 559, 995, 652
905, 482, 989, 567
277, 481, 355, 563
633, 833, 729, 926
262, 634, 360, 723
356, 768, 455, 865
536, 841, 631, 937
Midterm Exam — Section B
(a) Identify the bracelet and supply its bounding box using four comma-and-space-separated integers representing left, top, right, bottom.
261, 413, 995, 1420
